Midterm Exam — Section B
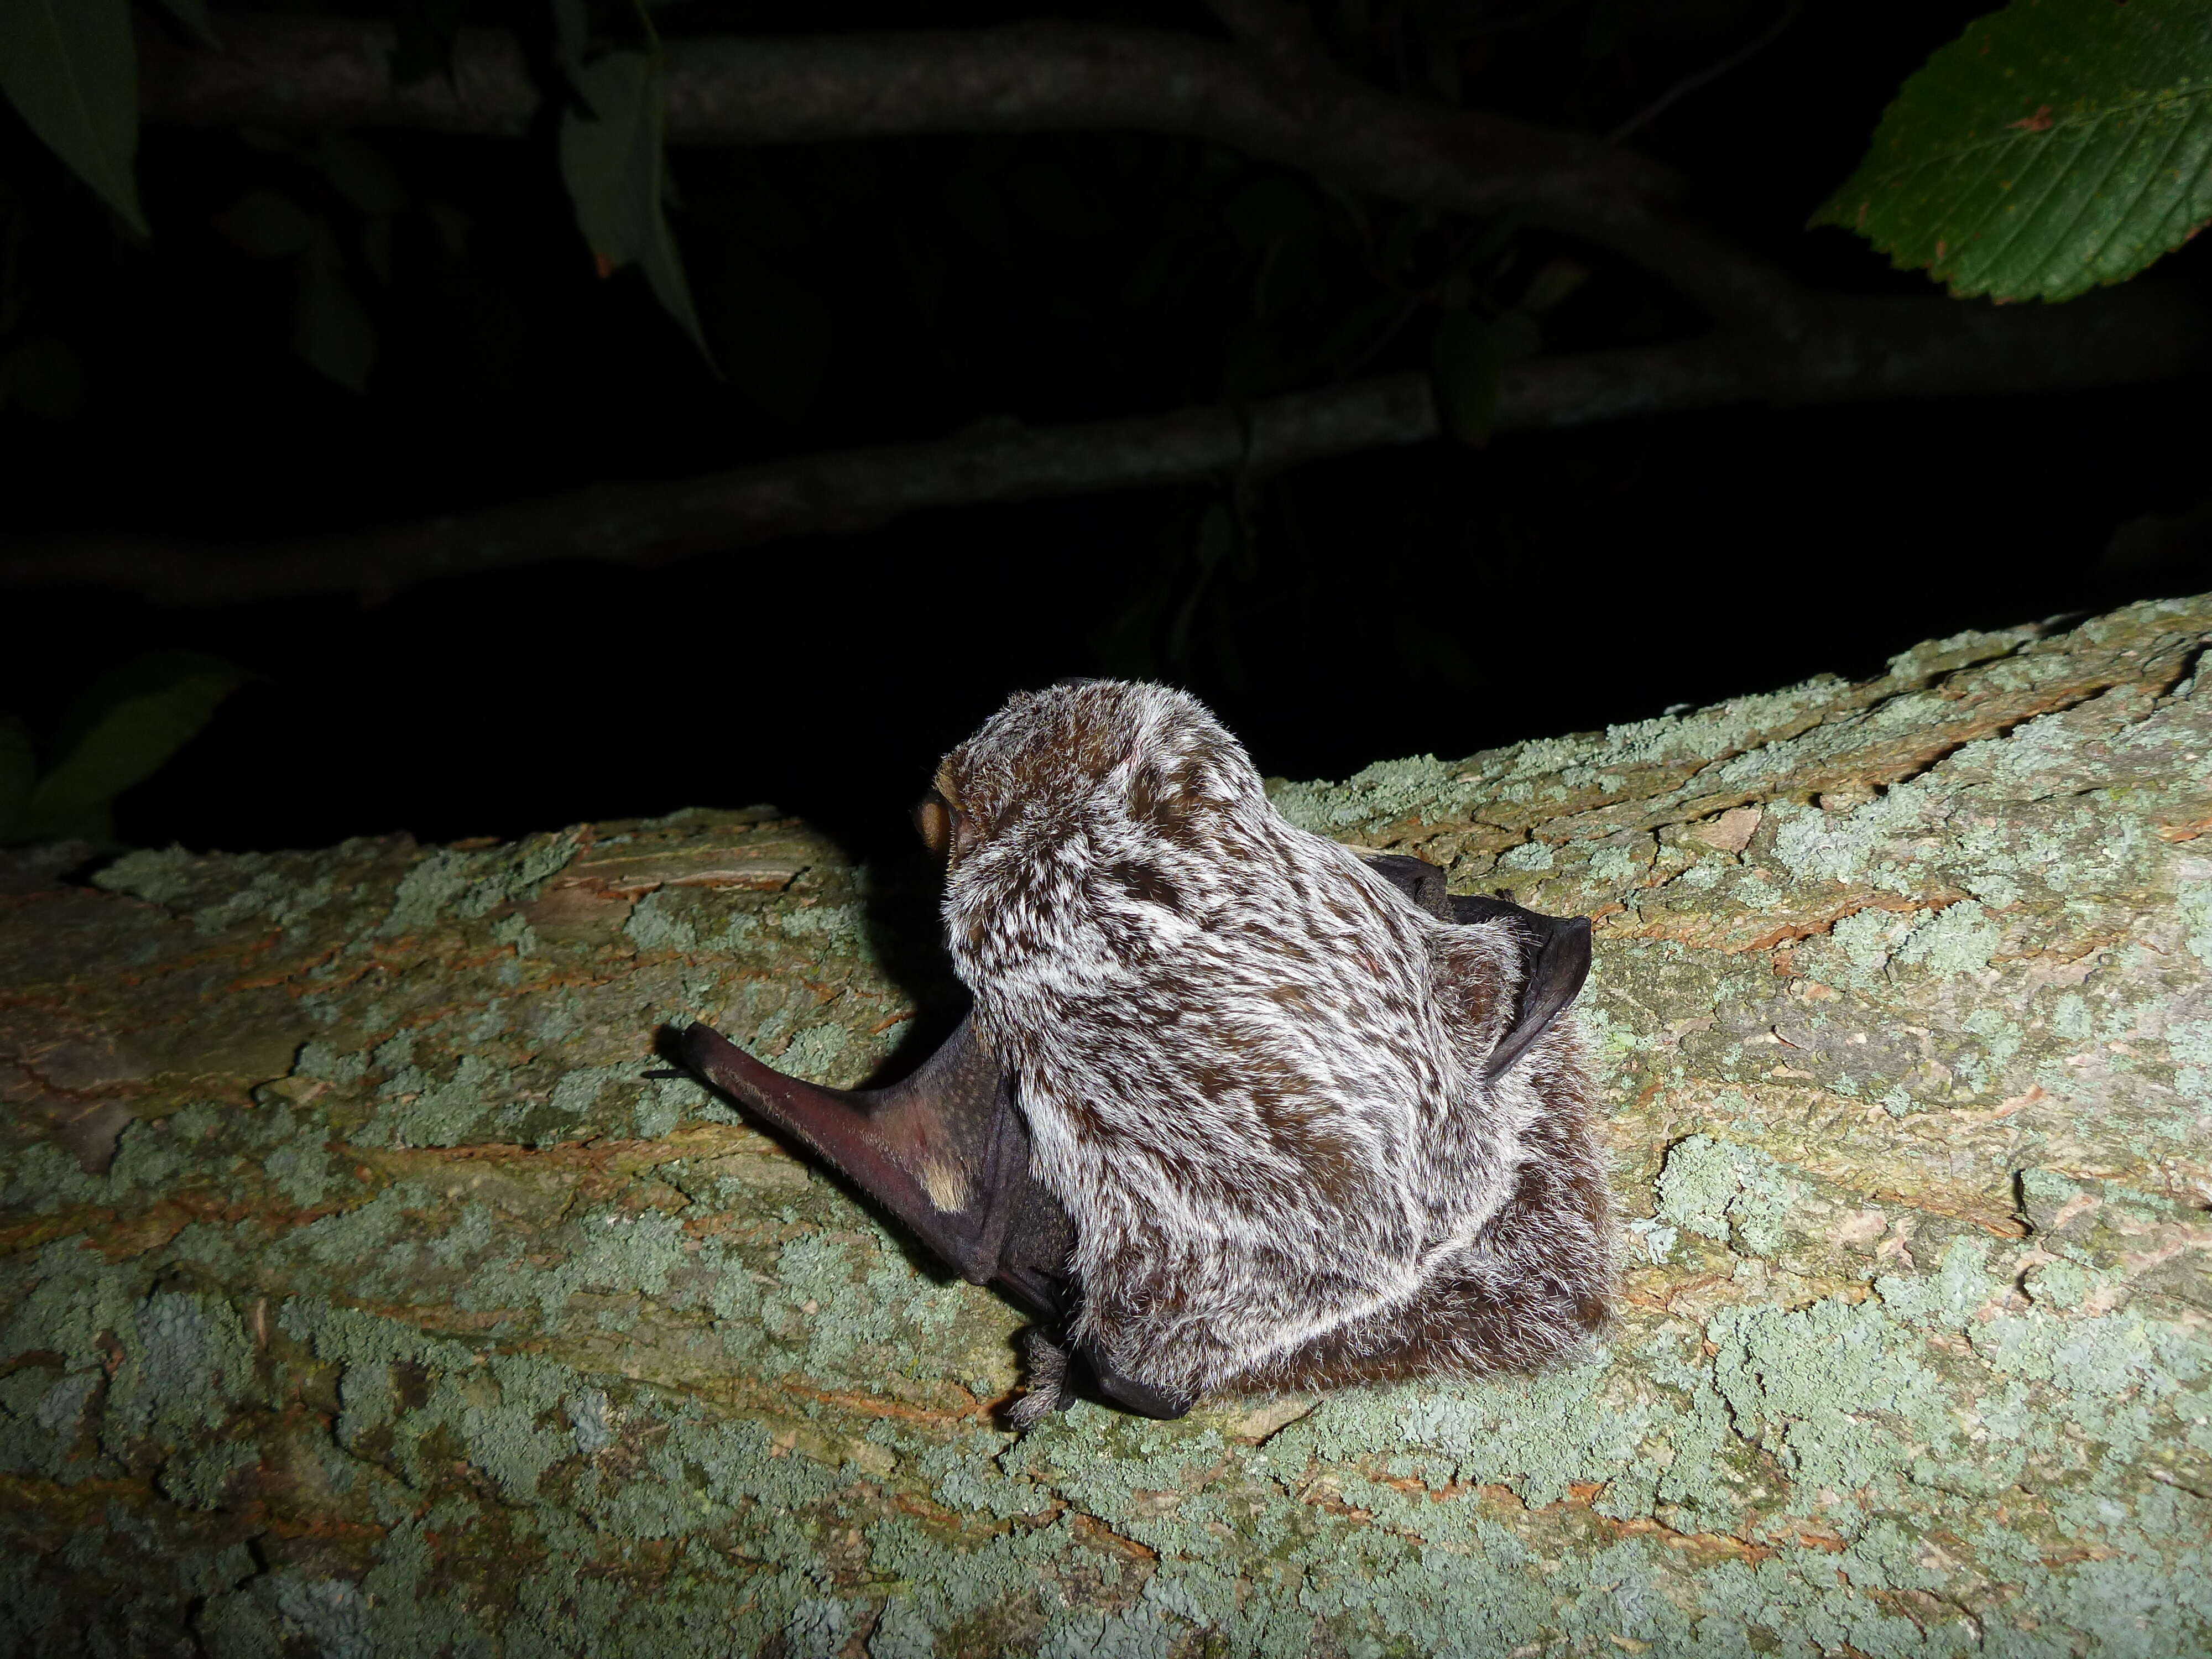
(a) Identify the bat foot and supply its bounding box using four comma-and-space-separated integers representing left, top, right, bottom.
1003, 1328, 1071, 1433
999, 1331, 1197, 1430
1079, 1344, 1196, 1421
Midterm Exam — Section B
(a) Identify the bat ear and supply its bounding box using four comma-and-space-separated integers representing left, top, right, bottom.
1376, 861, 1590, 1076
915, 791, 954, 855
1480, 913, 1591, 1081
1361, 852, 1454, 920
1444, 894, 1591, 1080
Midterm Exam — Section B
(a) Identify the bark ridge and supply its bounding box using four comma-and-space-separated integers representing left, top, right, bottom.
3, 594, 2210, 1656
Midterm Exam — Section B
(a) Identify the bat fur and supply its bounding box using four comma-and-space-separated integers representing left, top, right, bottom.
678, 681, 1610, 1425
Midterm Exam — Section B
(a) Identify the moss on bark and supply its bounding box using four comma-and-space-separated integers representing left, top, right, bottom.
4, 596, 2210, 1656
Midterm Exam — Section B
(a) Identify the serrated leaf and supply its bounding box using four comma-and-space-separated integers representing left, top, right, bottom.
559, 51, 712, 361
1431, 309, 1506, 446
45, 651, 245, 767
0, 0, 147, 234
23, 654, 249, 847
1814, 0, 2212, 302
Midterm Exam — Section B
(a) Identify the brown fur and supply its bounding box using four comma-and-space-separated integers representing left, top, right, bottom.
935, 681, 1613, 1407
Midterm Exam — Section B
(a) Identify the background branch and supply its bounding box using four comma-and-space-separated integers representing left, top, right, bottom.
8, 285, 2201, 606
139, 14, 1807, 329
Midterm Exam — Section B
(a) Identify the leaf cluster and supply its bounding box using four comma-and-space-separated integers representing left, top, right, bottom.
0, 0, 2206, 810
1814, 0, 2212, 302
0, 652, 249, 847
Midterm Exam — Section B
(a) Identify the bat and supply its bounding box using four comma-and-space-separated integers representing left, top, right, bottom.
674, 681, 1609, 1426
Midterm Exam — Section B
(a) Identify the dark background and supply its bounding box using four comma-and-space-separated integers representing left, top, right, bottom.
4, 0, 2208, 864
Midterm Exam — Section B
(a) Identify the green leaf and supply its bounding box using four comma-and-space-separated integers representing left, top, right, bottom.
21, 653, 250, 847
0, 0, 147, 234
1813, 0, 2212, 302
559, 51, 712, 361
293, 228, 378, 394
1431, 309, 1506, 446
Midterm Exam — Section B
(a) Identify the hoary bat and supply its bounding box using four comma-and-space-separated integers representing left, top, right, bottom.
674, 682, 1609, 1425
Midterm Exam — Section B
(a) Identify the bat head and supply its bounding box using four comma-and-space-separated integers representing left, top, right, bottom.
922, 680, 1263, 865
923, 680, 1276, 971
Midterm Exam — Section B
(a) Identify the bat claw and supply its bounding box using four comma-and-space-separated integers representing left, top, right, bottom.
1004, 1329, 1072, 1433
1081, 1346, 1196, 1421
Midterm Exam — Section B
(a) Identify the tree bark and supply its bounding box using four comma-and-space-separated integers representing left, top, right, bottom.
5, 593, 2211, 1656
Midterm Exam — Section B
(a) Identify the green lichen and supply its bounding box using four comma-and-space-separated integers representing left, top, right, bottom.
1708, 1295, 1963, 1523
1655, 1135, 1808, 1258
361, 1051, 512, 1147
381, 831, 582, 936
1890, 900, 2001, 978
0, 1141, 106, 1213
3, 1236, 148, 1376
2180, 874, 2212, 969
187, 860, 339, 935
0, 1366, 99, 1480
1494, 839, 1554, 874
272, 1573, 373, 1659
107, 1289, 258, 1447
262, 1123, 340, 1208
92, 844, 203, 907
158, 1435, 260, 1510
779, 1019, 851, 1082
624, 889, 699, 953
295, 1037, 371, 1085
1269, 754, 1470, 833
11, 597, 2212, 1655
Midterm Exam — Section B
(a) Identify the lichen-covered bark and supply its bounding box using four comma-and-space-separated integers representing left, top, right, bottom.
4, 596, 2209, 1658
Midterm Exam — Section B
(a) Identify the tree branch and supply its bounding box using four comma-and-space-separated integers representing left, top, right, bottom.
91, 14, 2212, 611
8, 286, 2201, 607
139, 14, 1806, 331
9, 593, 2211, 1652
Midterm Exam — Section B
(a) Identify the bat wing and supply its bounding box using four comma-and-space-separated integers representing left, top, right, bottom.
1361, 852, 1591, 1079
672, 1013, 1072, 1319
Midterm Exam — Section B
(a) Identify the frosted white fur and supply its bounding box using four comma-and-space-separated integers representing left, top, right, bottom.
939, 681, 1606, 1402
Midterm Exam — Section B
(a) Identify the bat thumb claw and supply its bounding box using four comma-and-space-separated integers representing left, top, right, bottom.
1004, 1329, 1071, 1433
